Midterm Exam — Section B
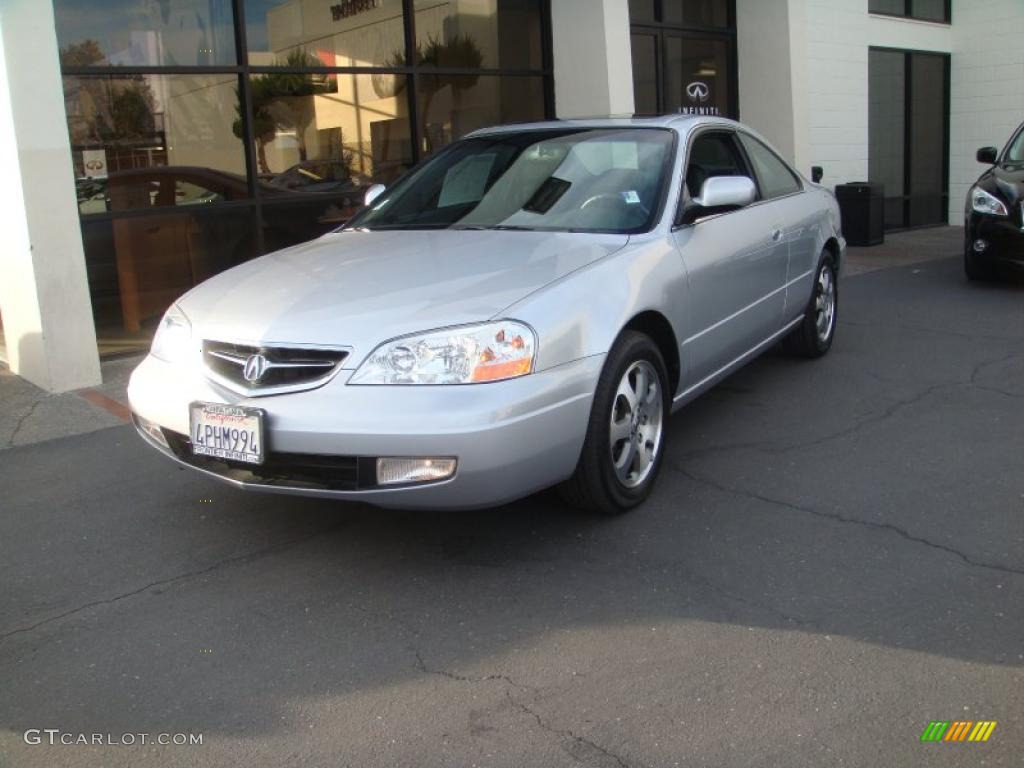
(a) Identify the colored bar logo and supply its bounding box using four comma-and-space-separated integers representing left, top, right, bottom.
921, 721, 996, 743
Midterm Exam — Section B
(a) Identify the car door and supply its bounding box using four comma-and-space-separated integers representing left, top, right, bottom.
672, 129, 789, 390
736, 132, 817, 324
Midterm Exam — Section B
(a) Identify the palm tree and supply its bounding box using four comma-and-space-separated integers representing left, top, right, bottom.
233, 50, 325, 174
378, 35, 484, 155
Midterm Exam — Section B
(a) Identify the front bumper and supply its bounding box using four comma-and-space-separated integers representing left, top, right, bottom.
127, 354, 603, 509
967, 213, 1024, 269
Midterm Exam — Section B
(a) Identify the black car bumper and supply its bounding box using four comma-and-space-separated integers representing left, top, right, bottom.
966, 212, 1024, 270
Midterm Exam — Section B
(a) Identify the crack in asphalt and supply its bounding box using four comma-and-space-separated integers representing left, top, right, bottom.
0, 524, 344, 645
678, 350, 1024, 462
675, 382, 947, 462
669, 464, 1024, 578
409, 648, 633, 766
689, 571, 817, 630
5, 398, 46, 448
505, 691, 632, 768
412, 649, 532, 691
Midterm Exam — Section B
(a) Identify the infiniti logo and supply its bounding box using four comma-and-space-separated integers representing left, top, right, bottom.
243, 354, 269, 382
686, 81, 710, 103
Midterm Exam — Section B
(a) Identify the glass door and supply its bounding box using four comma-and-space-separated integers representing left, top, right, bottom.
629, 0, 737, 118
869, 48, 950, 230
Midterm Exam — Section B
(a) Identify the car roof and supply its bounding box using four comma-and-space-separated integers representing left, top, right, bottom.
467, 114, 743, 138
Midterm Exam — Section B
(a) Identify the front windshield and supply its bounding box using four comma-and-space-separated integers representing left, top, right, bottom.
1004, 128, 1024, 163
347, 128, 674, 234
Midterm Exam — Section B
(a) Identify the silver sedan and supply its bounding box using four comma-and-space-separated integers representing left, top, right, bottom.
128, 116, 844, 513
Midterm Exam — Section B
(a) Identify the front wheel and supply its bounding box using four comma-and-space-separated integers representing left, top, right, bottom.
783, 251, 837, 358
964, 247, 994, 282
559, 331, 670, 515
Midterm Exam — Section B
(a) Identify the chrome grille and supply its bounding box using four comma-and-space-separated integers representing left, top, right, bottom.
203, 341, 349, 395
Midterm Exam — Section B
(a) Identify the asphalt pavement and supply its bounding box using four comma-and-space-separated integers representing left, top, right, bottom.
1, 252, 1022, 767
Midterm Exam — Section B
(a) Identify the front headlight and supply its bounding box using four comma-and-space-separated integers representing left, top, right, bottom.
350, 321, 536, 385
150, 304, 193, 362
971, 187, 1008, 216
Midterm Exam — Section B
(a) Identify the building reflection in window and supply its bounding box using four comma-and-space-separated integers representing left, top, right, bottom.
54, 0, 236, 67
56, 0, 550, 356
245, 0, 407, 67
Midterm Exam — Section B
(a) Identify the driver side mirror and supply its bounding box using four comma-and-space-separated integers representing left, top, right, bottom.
811, 166, 824, 184
364, 183, 386, 206
682, 176, 757, 225
976, 147, 998, 164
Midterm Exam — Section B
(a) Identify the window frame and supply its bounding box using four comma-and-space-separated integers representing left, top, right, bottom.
674, 126, 754, 227
346, 126, 680, 236
868, 0, 951, 25
55, 0, 556, 250
735, 132, 804, 201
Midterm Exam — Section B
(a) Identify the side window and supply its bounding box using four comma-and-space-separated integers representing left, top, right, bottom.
685, 132, 749, 199
738, 134, 802, 199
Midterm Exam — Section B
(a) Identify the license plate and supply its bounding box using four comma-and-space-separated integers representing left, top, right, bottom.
189, 403, 264, 465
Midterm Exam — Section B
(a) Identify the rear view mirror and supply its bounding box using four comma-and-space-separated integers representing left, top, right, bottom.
364, 183, 386, 206
811, 166, 824, 184
976, 147, 998, 164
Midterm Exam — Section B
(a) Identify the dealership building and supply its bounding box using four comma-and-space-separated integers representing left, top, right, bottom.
0, 0, 1021, 392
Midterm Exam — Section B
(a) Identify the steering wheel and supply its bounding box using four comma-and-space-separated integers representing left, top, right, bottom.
580, 192, 650, 218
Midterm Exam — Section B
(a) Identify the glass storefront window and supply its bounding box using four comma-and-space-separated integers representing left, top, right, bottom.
869, 0, 950, 23
629, 1, 736, 118
417, 75, 546, 156
243, 0, 407, 67
248, 67, 414, 250
630, 34, 658, 116
54, 0, 236, 67
56, 1, 551, 357
245, 71, 412, 183
413, 0, 543, 70
82, 208, 257, 351
64, 74, 247, 215
664, 37, 730, 117
628, 0, 656, 24
663, 0, 730, 28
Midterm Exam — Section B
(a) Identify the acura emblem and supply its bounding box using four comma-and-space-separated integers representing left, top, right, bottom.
243, 354, 269, 382
686, 81, 710, 103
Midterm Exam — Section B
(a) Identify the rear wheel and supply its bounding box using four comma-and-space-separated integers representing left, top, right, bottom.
559, 331, 669, 515
783, 251, 837, 358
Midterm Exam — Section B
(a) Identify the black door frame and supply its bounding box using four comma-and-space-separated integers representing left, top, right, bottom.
630, 1, 739, 118
869, 45, 951, 230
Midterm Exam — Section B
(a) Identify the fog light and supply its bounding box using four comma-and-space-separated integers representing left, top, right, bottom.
132, 412, 169, 448
974, 239, 988, 252
376, 457, 456, 486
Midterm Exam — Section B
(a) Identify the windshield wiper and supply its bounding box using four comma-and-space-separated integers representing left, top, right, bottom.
450, 224, 535, 231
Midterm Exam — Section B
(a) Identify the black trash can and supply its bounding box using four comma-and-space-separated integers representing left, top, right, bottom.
835, 182, 884, 246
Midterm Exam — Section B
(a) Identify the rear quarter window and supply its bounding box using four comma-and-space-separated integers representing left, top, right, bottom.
738, 133, 802, 199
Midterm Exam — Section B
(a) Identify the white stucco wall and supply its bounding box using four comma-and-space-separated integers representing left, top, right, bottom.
0, 0, 100, 391
550, 0, 634, 118
738, 0, 1019, 227
949, 0, 1024, 225
735, 0, 798, 164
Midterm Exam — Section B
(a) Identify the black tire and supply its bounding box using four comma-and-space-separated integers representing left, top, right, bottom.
964, 246, 994, 282
783, 251, 838, 358
559, 331, 670, 515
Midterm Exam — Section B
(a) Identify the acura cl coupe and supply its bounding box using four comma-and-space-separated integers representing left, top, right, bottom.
128, 116, 845, 514
965, 120, 1024, 280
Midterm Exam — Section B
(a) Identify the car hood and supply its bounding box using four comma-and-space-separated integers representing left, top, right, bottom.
178, 229, 628, 361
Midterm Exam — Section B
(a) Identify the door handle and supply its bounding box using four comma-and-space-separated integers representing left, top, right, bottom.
771, 228, 783, 242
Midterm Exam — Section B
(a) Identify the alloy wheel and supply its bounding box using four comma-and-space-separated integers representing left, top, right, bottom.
609, 360, 664, 488
815, 263, 836, 343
